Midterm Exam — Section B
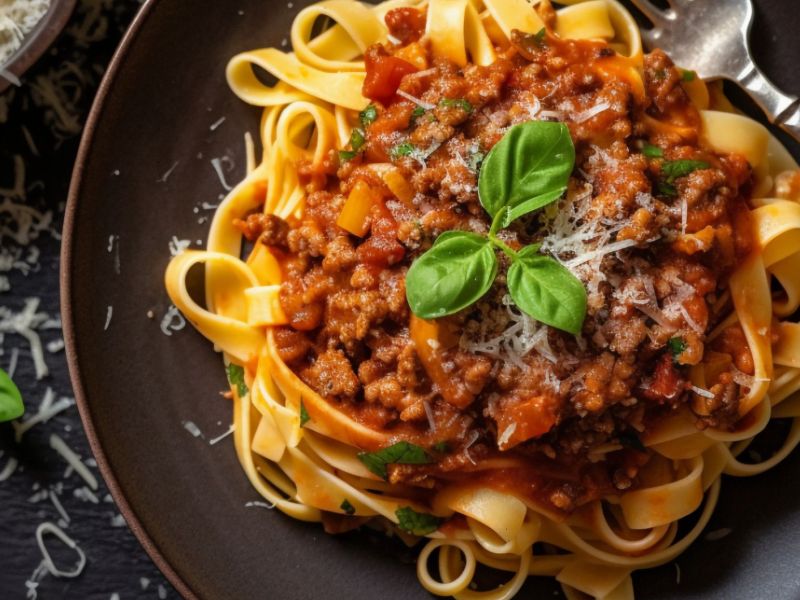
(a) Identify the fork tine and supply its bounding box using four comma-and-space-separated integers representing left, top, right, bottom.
628, 0, 671, 27
639, 27, 660, 49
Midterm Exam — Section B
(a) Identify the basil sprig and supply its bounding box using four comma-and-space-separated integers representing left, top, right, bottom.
405, 121, 587, 334
0, 368, 23, 422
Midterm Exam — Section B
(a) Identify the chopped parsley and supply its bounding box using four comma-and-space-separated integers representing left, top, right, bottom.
667, 336, 687, 357
681, 69, 697, 82
359, 103, 378, 127
340, 499, 356, 515
299, 400, 310, 427
338, 150, 358, 162
439, 98, 473, 113
656, 159, 710, 197
618, 431, 646, 452
390, 142, 416, 160
395, 506, 441, 536
357, 441, 430, 480
410, 105, 426, 126
530, 27, 547, 48
349, 128, 366, 151
432, 441, 450, 453
642, 143, 664, 158
467, 147, 485, 172
661, 159, 710, 181
226, 364, 248, 397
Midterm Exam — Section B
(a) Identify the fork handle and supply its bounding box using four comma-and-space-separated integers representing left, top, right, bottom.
738, 63, 800, 143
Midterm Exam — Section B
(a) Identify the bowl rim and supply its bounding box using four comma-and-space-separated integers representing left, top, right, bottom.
0, 0, 79, 93
60, 0, 196, 597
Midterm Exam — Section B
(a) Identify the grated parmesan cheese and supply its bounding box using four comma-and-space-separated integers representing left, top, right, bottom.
13, 387, 74, 441
49, 434, 98, 491
395, 89, 435, 110
160, 304, 186, 336
0, 0, 51, 65
690, 385, 715, 399
35, 521, 86, 578
245, 500, 276, 509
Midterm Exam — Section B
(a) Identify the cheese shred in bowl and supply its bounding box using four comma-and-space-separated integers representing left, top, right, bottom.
164, 0, 800, 598
0, 0, 51, 66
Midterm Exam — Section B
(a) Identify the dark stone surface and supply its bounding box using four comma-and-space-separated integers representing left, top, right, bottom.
0, 2, 175, 598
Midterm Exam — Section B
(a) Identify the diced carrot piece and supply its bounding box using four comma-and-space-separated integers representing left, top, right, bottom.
337, 180, 379, 237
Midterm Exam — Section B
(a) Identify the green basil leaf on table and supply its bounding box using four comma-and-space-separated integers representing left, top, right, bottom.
506, 245, 587, 335
0, 368, 23, 422
395, 506, 441, 535
357, 441, 431, 480
478, 121, 574, 218
405, 231, 498, 319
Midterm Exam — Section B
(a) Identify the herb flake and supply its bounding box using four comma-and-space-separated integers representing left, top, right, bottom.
681, 69, 697, 82
349, 128, 366, 151
395, 506, 441, 536
642, 143, 664, 158
299, 400, 310, 427
341, 499, 356, 515
338, 150, 357, 162
390, 142, 416, 160
439, 98, 473, 113
359, 104, 378, 127
226, 364, 248, 398
667, 337, 687, 357
357, 441, 431, 480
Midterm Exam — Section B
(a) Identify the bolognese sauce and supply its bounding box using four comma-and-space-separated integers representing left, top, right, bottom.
235, 3, 756, 512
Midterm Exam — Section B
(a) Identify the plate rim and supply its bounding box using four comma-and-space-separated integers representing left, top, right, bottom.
59, 0, 197, 597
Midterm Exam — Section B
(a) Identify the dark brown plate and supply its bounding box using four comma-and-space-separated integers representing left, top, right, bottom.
62, 1, 800, 598
0, 0, 77, 93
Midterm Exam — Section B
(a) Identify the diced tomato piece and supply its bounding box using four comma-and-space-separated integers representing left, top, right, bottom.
363, 46, 418, 103
642, 353, 684, 403
495, 396, 557, 450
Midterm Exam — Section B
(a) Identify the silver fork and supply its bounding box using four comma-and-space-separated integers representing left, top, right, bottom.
629, 0, 800, 142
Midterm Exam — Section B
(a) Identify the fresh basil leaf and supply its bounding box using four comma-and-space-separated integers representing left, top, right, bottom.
406, 231, 498, 319
681, 69, 697, 82
341, 499, 356, 515
226, 363, 248, 398
503, 186, 566, 227
642, 143, 664, 158
0, 368, 23, 422
339, 150, 357, 162
299, 400, 310, 427
478, 121, 575, 219
390, 142, 416, 160
618, 431, 646, 452
439, 98, 473, 113
350, 128, 366, 151
661, 159, 710, 182
359, 104, 378, 127
506, 246, 587, 334
357, 441, 431, 480
395, 506, 441, 536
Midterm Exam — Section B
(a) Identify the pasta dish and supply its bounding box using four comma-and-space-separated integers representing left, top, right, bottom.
164, 0, 800, 597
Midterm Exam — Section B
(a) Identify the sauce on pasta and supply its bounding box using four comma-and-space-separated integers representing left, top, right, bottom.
164, 0, 800, 598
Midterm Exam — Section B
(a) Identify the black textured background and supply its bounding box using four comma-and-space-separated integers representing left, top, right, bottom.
0, 1, 175, 598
